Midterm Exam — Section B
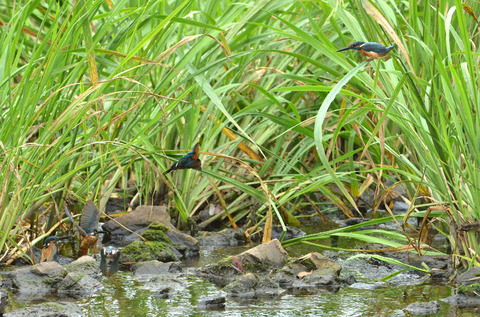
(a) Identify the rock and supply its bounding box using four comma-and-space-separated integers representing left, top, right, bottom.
197, 240, 289, 287
164, 225, 199, 259
240, 239, 288, 269
271, 226, 306, 241
65, 256, 101, 279
134, 260, 182, 276
120, 241, 178, 263
4, 301, 82, 317
456, 267, 480, 286
0, 289, 8, 315
57, 271, 103, 299
30, 262, 67, 285
5, 263, 67, 301
296, 252, 342, 274
103, 205, 171, 237
152, 287, 174, 299
405, 300, 440, 315
197, 229, 246, 248
273, 253, 343, 293
120, 222, 199, 262
392, 201, 410, 212
196, 296, 226, 310
442, 293, 480, 308
223, 273, 284, 298
137, 274, 187, 295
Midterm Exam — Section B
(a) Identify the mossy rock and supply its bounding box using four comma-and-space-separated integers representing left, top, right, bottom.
142, 222, 172, 243
120, 240, 177, 263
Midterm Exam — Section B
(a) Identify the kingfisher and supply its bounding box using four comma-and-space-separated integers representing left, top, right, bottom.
64, 201, 107, 257
337, 41, 395, 61
164, 143, 202, 174
100, 245, 121, 277
40, 235, 71, 262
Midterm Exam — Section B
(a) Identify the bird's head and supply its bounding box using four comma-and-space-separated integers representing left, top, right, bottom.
337, 41, 365, 52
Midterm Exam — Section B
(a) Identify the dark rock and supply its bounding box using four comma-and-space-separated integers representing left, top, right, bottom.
456, 267, 480, 286
57, 272, 103, 299
0, 288, 8, 315
442, 293, 480, 308
271, 226, 306, 241
152, 287, 173, 299
392, 201, 410, 212
197, 229, 246, 248
405, 300, 440, 315
223, 273, 284, 298
64, 256, 101, 279
134, 260, 182, 276
196, 296, 226, 310
103, 205, 171, 238
164, 225, 199, 259
4, 301, 82, 317
345, 217, 370, 226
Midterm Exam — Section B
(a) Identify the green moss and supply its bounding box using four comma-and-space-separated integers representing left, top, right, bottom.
142, 222, 172, 243
458, 283, 480, 294
120, 241, 177, 263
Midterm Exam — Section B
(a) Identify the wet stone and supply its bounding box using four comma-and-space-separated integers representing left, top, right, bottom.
442, 293, 480, 308
152, 286, 174, 299
65, 256, 101, 279
223, 273, 284, 299
4, 301, 82, 317
57, 272, 104, 299
196, 229, 246, 248
196, 296, 226, 311
0, 288, 8, 315
405, 300, 440, 315
240, 239, 288, 269
270, 226, 306, 241
456, 267, 480, 286
134, 260, 182, 276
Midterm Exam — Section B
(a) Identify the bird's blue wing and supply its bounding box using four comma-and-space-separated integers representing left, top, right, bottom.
361, 42, 389, 54
80, 201, 100, 234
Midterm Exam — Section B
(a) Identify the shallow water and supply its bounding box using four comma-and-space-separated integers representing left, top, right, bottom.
75, 272, 480, 317
3, 221, 479, 316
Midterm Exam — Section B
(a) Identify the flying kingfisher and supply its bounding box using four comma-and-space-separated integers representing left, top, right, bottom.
337, 41, 395, 61
40, 235, 71, 262
164, 143, 202, 174
100, 245, 121, 277
65, 202, 107, 257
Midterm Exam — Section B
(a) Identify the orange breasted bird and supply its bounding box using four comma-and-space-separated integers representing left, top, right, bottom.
100, 245, 121, 277
65, 202, 107, 257
164, 143, 202, 174
40, 235, 71, 262
337, 41, 395, 61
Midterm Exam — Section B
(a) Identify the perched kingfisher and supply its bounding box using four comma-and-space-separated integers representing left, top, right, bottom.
65, 201, 107, 257
100, 245, 121, 277
337, 41, 395, 61
40, 236, 71, 262
164, 143, 202, 174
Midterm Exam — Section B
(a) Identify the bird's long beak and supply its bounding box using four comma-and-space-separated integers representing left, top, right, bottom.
336, 46, 351, 52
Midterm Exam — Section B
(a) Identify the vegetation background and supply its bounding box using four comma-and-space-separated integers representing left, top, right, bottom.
1, 0, 479, 268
